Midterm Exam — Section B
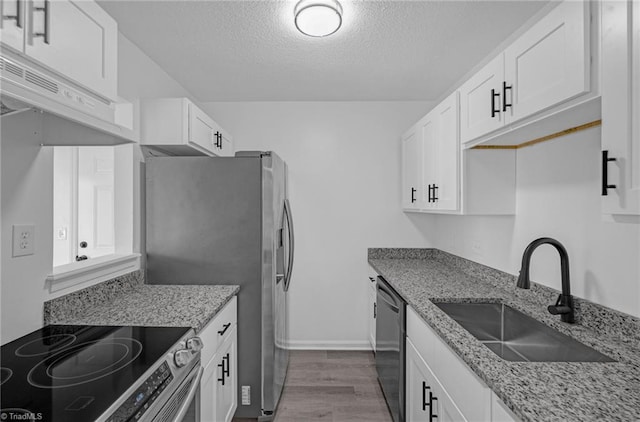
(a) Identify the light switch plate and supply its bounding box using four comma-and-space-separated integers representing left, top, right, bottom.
12, 224, 35, 257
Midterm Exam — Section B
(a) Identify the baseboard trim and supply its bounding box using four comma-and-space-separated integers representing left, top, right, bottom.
286, 340, 373, 351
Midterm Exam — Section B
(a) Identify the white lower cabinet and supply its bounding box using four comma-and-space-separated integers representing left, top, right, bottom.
215, 326, 238, 422
199, 297, 238, 422
406, 338, 465, 421
406, 306, 519, 422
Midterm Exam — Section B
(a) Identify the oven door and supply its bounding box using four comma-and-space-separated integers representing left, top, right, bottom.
152, 365, 203, 422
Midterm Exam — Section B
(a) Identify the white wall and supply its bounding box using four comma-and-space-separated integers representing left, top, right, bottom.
202, 101, 435, 348
0, 34, 196, 344
1, 111, 53, 344
433, 127, 640, 317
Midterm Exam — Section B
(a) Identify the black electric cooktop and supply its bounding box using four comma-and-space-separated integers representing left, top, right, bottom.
0, 324, 190, 421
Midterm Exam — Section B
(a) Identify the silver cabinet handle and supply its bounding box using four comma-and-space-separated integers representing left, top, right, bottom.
3, 0, 22, 28
173, 367, 203, 422
33, 0, 49, 44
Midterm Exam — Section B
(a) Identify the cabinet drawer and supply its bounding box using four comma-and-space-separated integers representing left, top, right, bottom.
407, 306, 491, 421
200, 296, 237, 367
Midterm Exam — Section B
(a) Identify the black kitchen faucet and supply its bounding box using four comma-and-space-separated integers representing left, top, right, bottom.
516, 237, 575, 323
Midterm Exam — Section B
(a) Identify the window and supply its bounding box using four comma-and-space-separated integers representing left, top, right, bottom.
49, 145, 139, 292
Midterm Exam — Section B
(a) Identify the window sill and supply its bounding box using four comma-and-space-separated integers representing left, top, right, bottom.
47, 253, 141, 294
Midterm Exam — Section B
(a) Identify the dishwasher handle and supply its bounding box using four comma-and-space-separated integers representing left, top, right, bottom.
377, 283, 400, 313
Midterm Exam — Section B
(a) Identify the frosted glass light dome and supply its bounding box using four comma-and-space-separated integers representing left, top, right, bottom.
294, 0, 343, 37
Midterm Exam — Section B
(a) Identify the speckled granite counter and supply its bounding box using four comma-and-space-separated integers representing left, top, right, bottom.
368, 248, 640, 422
44, 270, 239, 333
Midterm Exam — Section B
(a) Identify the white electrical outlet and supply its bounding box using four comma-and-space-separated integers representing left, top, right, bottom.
241, 385, 251, 405
12, 225, 35, 257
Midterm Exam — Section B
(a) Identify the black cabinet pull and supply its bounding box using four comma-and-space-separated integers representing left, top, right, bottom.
429, 392, 438, 421
33, 0, 50, 44
502, 81, 512, 112
218, 323, 231, 336
217, 359, 226, 385
491, 88, 501, 118
373, 302, 376, 319
3, 0, 22, 28
214, 132, 223, 149
429, 183, 438, 202
411, 187, 416, 203
223, 353, 230, 377
602, 150, 617, 196
422, 382, 430, 411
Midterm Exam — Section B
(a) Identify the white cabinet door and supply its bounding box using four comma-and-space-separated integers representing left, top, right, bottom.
432, 92, 459, 211
601, 0, 640, 215
215, 129, 234, 157
189, 102, 216, 152
200, 356, 217, 422
459, 54, 505, 144
402, 127, 423, 210
215, 326, 237, 422
504, 1, 589, 124
420, 113, 438, 209
24, 0, 117, 100
0, 0, 25, 51
491, 393, 519, 422
406, 339, 466, 422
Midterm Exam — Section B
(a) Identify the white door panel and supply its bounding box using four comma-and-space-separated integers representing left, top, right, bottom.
77, 147, 114, 260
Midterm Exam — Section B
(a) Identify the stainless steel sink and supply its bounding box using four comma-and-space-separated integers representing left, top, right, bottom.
434, 302, 615, 362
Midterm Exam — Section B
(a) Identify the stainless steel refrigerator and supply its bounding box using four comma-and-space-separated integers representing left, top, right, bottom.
145, 151, 294, 420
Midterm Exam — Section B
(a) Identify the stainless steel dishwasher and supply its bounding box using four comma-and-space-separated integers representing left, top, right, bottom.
375, 276, 406, 422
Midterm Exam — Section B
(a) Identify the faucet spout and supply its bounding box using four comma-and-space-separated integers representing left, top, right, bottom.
516, 237, 575, 323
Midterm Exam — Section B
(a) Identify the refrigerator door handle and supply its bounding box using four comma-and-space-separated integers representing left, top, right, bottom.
283, 198, 295, 292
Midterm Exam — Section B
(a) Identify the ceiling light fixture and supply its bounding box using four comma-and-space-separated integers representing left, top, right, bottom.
294, 0, 343, 37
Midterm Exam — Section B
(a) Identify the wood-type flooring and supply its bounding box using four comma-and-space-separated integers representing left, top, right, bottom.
272, 350, 393, 422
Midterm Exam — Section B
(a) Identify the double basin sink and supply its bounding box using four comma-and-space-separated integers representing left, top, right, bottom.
435, 302, 615, 362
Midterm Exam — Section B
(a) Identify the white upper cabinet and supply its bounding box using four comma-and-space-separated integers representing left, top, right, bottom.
401, 92, 515, 215
459, 0, 593, 147
140, 98, 234, 157
0, 0, 25, 51
401, 127, 423, 210
503, 0, 589, 123
601, 0, 640, 215
189, 101, 218, 153
430, 93, 459, 211
1, 0, 118, 101
459, 55, 505, 144
420, 92, 459, 211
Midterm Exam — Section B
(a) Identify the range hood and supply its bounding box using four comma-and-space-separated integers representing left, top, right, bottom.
0, 53, 136, 146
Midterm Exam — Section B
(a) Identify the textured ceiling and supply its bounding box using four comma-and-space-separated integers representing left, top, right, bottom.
98, 0, 549, 102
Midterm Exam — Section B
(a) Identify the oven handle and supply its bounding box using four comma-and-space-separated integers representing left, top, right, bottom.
173, 366, 204, 422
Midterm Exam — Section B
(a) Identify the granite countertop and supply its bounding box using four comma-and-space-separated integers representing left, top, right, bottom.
44, 270, 240, 333
368, 248, 640, 422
